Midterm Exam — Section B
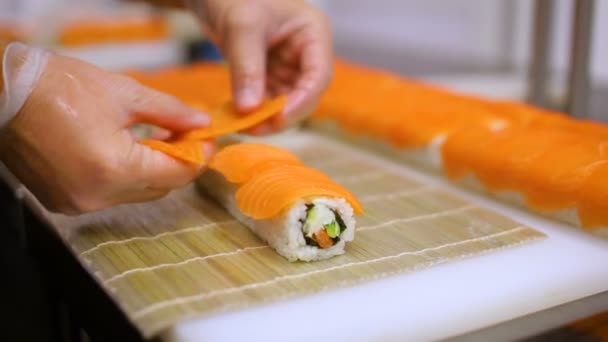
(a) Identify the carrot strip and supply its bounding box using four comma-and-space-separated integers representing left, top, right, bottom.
313, 230, 334, 249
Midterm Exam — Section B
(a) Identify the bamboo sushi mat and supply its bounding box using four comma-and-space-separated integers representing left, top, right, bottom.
44, 133, 545, 338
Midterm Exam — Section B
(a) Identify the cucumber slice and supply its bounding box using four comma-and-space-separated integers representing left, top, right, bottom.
325, 221, 340, 238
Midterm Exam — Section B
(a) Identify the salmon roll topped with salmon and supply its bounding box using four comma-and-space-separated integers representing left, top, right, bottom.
197, 143, 363, 262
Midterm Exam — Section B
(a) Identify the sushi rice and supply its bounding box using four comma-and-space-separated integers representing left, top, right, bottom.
197, 170, 356, 262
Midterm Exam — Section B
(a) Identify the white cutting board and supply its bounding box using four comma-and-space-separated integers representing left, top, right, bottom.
161, 133, 608, 342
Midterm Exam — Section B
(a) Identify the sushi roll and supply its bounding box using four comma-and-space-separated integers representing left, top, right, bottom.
197, 143, 363, 262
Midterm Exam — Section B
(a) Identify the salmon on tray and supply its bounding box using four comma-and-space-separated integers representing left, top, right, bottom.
310, 60, 608, 236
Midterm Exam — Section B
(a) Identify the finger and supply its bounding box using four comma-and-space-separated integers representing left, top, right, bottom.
224, 8, 267, 112
150, 128, 172, 140
129, 140, 215, 190
252, 64, 314, 134
268, 62, 299, 85
110, 188, 169, 207
243, 121, 275, 136
284, 37, 332, 117
268, 46, 299, 70
272, 97, 317, 131
128, 84, 211, 132
243, 96, 310, 135
283, 17, 333, 118
277, 46, 298, 65
267, 77, 291, 97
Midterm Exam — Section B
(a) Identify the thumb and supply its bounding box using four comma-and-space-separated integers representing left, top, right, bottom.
128, 139, 216, 191
224, 12, 267, 112
128, 83, 210, 132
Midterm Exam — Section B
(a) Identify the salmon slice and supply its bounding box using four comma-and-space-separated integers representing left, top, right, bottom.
209, 143, 302, 183
442, 123, 604, 212
292, 59, 608, 226
140, 139, 206, 164
487, 101, 540, 125
367, 90, 420, 139
182, 96, 287, 141
339, 76, 403, 134
471, 128, 580, 192
521, 139, 608, 211
578, 161, 608, 229
441, 124, 499, 180
528, 111, 608, 139
236, 164, 363, 219
390, 107, 499, 148
140, 96, 287, 165
130, 64, 284, 165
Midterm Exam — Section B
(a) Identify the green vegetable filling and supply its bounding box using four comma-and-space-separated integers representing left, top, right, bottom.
324, 221, 340, 238
302, 203, 345, 246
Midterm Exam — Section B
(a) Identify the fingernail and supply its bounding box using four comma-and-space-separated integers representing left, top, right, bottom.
237, 86, 261, 110
191, 111, 211, 126
202, 141, 216, 159
151, 128, 172, 140
284, 90, 306, 114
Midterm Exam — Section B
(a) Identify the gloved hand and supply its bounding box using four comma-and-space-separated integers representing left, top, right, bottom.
186, 0, 333, 134
0, 43, 214, 215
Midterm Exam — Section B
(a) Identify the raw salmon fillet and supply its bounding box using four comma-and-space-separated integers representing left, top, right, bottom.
236, 164, 363, 219
140, 96, 287, 165
208, 143, 302, 183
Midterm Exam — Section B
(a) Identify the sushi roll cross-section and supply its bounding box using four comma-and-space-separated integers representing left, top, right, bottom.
198, 143, 363, 262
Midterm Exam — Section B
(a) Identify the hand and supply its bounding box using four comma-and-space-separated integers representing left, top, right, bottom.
188, 0, 333, 134
0, 44, 214, 214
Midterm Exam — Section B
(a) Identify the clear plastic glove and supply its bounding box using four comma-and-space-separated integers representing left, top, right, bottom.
187, 0, 333, 134
0, 43, 214, 215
